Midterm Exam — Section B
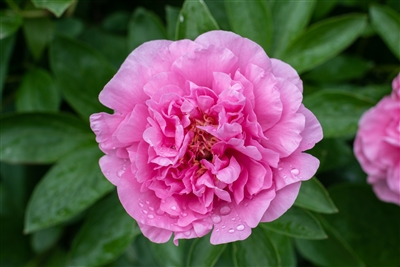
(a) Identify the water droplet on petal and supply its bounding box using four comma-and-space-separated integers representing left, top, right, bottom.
142, 210, 148, 214
283, 175, 287, 179
171, 206, 177, 211
278, 167, 283, 171
220, 206, 231, 215
228, 228, 235, 233
117, 169, 125, 177
184, 230, 191, 237
236, 224, 245, 231
212, 214, 222, 224
138, 202, 144, 208
181, 212, 188, 217
222, 225, 226, 229
149, 206, 154, 211
231, 217, 236, 221
244, 203, 249, 207
147, 214, 154, 219
145, 200, 150, 205
156, 209, 163, 215
291, 168, 300, 175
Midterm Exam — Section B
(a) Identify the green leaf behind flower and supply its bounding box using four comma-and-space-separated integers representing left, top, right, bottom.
68, 192, 139, 267
176, 0, 219, 40
303, 90, 374, 139
262, 206, 327, 239
50, 35, 115, 120
31, 0, 75, 17
24, 145, 113, 233
281, 14, 367, 73
225, 0, 272, 53
370, 4, 400, 60
295, 177, 338, 213
187, 235, 226, 267
0, 10, 22, 40
0, 113, 93, 164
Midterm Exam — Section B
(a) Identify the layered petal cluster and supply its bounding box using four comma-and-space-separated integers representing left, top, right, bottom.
90, 31, 323, 244
354, 73, 400, 206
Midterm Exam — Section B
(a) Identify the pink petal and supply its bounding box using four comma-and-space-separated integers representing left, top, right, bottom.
261, 182, 301, 222
372, 179, 400, 206
273, 152, 319, 191
270, 58, 303, 92
171, 45, 238, 88
139, 223, 172, 243
99, 154, 127, 186
116, 104, 148, 144
90, 112, 125, 153
216, 156, 241, 184
195, 30, 272, 73
297, 105, 323, 151
99, 40, 173, 112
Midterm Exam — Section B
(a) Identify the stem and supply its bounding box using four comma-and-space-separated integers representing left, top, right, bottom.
21, 9, 50, 18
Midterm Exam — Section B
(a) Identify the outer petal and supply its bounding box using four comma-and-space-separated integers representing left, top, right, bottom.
90, 112, 125, 153
260, 182, 301, 222
372, 179, 400, 206
194, 30, 272, 72
99, 40, 172, 112
138, 223, 173, 243
270, 58, 303, 92
297, 105, 323, 151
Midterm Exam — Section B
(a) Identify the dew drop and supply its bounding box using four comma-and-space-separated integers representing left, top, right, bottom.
216, 229, 220, 232
244, 203, 249, 207
156, 209, 163, 215
138, 202, 144, 208
291, 168, 300, 175
278, 167, 283, 171
212, 214, 222, 224
228, 228, 235, 233
283, 175, 287, 179
117, 169, 125, 177
184, 230, 191, 237
179, 15, 184, 22
171, 206, 177, 211
142, 209, 148, 214
149, 206, 154, 211
221, 225, 226, 229
231, 217, 236, 221
181, 212, 188, 217
236, 224, 245, 231
147, 214, 154, 219
145, 200, 150, 205
220, 206, 231, 215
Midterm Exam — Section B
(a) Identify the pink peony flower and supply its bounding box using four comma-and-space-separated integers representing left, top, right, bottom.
90, 30, 323, 245
354, 73, 400, 206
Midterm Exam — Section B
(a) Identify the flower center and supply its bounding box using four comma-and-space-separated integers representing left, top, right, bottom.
186, 113, 219, 176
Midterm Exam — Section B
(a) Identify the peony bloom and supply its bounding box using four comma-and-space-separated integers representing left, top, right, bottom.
354, 74, 400, 206
90, 30, 323, 245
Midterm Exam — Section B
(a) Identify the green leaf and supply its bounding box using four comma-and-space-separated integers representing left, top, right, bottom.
370, 4, 400, 60
312, 0, 337, 21
262, 206, 327, 239
309, 138, 353, 173
281, 14, 367, 73
295, 177, 338, 213
24, 145, 113, 233
187, 235, 227, 267
303, 90, 374, 138
23, 17, 54, 60
204, 0, 230, 31
0, 113, 93, 164
297, 184, 400, 267
0, 10, 22, 40
128, 7, 167, 50
31, 0, 75, 17
68, 192, 139, 267
55, 17, 84, 38
16, 68, 60, 112
225, 0, 272, 53
233, 226, 279, 267
166, 5, 180, 40
31, 226, 63, 254
295, 215, 365, 267
270, 0, 316, 58
102, 11, 130, 33
176, 0, 219, 40
50, 35, 115, 119
0, 35, 15, 104
303, 54, 373, 83
80, 27, 128, 69
150, 239, 185, 267
264, 229, 297, 267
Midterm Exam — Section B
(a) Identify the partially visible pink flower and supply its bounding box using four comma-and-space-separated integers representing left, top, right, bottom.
354, 73, 400, 206
90, 30, 323, 245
